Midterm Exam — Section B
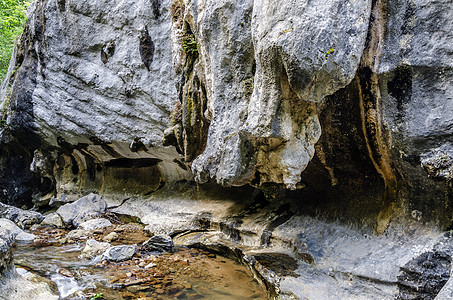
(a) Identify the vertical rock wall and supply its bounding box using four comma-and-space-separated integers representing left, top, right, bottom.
0, 0, 452, 230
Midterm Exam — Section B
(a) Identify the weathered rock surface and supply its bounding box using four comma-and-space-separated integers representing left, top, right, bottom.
142, 235, 174, 253
0, 0, 453, 298
80, 239, 111, 259
41, 212, 64, 228
0, 0, 450, 232
102, 244, 137, 262
78, 218, 112, 231
0, 219, 18, 277
0, 0, 192, 205
0, 218, 34, 243
192, 0, 371, 189
65, 229, 90, 240
56, 193, 106, 227
0, 269, 59, 300
103, 231, 119, 242
0, 202, 43, 228
15, 231, 36, 242
0, 219, 23, 237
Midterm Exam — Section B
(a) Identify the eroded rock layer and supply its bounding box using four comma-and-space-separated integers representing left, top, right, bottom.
0, 0, 453, 298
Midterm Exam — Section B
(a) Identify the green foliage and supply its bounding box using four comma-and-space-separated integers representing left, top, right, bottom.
0, 0, 30, 82
182, 34, 198, 55
89, 293, 103, 300
325, 48, 335, 59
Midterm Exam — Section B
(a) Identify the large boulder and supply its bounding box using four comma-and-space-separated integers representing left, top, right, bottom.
0, 219, 23, 238
0, 203, 43, 229
56, 194, 107, 228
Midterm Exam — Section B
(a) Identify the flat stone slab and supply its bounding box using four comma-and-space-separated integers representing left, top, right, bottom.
102, 245, 137, 262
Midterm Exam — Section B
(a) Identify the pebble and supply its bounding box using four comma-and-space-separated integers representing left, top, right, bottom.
155, 288, 165, 294
58, 268, 73, 277
145, 263, 157, 269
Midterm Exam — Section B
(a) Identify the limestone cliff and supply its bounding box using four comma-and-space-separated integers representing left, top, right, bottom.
1, 0, 453, 298
0, 0, 452, 253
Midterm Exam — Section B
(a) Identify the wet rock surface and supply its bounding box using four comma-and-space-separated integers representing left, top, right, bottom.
397, 251, 451, 300
80, 239, 111, 259
142, 235, 174, 253
78, 218, 112, 231
0, 202, 43, 229
56, 194, 107, 228
41, 212, 64, 228
8, 213, 267, 300
102, 245, 137, 262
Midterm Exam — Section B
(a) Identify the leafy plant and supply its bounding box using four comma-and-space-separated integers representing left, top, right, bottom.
89, 293, 103, 300
182, 34, 198, 55
0, 0, 31, 82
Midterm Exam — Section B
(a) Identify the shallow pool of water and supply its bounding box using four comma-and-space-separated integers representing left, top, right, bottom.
12, 238, 267, 299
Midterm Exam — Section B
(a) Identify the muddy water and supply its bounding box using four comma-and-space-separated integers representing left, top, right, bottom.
12, 225, 267, 299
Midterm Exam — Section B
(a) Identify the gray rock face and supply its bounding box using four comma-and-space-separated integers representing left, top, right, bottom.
183, 0, 371, 189
0, 202, 43, 228
0, 218, 23, 238
80, 239, 111, 259
56, 193, 107, 227
78, 218, 112, 231
41, 212, 64, 228
102, 244, 136, 262
0, 0, 192, 206
15, 231, 36, 242
0, 219, 18, 276
142, 235, 174, 253
1, 0, 177, 147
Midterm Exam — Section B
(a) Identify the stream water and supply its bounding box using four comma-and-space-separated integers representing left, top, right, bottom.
11, 224, 267, 300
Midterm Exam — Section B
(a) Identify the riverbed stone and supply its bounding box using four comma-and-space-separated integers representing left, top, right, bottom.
48, 194, 72, 208
56, 194, 107, 228
66, 229, 91, 240
78, 218, 112, 231
80, 239, 111, 259
103, 231, 119, 242
102, 245, 137, 262
0, 203, 43, 229
15, 232, 36, 243
142, 235, 174, 253
41, 213, 64, 228
0, 219, 23, 238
